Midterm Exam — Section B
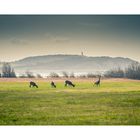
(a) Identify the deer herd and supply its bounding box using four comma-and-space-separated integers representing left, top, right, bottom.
29, 76, 101, 88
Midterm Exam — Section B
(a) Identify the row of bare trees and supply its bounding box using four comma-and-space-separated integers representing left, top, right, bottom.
1, 62, 140, 79
0, 63, 43, 78
49, 71, 75, 78
0, 63, 98, 78
49, 72, 100, 78
105, 62, 140, 80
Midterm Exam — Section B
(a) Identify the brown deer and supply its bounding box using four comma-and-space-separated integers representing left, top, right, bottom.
29, 81, 38, 88
51, 81, 56, 88
65, 80, 75, 87
93, 76, 101, 86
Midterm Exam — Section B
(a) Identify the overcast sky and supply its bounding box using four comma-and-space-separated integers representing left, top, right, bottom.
0, 15, 140, 62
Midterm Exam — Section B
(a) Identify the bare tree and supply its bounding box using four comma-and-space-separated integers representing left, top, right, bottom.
25, 71, 35, 78
125, 62, 140, 79
62, 71, 69, 78
104, 63, 140, 80
105, 67, 124, 78
2, 63, 16, 78
69, 72, 75, 78
36, 74, 43, 78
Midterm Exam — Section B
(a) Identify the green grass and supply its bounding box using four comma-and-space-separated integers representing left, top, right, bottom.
0, 80, 140, 125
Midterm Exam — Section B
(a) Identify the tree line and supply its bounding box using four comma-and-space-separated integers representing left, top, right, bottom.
105, 62, 140, 80
0, 63, 40, 78
0, 63, 16, 78
0, 62, 140, 80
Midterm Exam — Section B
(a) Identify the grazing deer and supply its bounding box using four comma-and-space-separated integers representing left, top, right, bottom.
94, 76, 101, 86
29, 81, 38, 88
51, 81, 56, 88
65, 80, 75, 87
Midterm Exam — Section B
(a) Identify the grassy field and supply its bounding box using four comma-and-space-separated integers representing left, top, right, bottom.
0, 78, 140, 125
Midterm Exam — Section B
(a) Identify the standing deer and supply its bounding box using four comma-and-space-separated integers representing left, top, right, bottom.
93, 76, 101, 86
29, 81, 38, 88
65, 80, 75, 87
51, 81, 56, 88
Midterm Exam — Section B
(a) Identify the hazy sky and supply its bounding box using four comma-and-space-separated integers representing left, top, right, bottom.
0, 15, 140, 62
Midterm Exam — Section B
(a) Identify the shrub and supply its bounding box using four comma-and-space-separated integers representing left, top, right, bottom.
87, 73, 97, 78
49, 72, 59, 78
36, 74, 43, 78
62, 71, 69, 78
69, 72, 75, 78
25, 71, 35, 78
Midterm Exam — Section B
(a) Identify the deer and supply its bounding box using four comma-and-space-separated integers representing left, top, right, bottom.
93, 76, 101, 87
29, 81, 38, 88
51, 81, 56, 88
65, 80, 75, 87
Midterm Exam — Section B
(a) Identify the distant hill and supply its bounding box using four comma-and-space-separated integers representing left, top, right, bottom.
6, 54, 139, 75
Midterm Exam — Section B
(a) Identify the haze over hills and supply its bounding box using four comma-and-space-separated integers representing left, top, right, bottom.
3, 54, 137, 75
